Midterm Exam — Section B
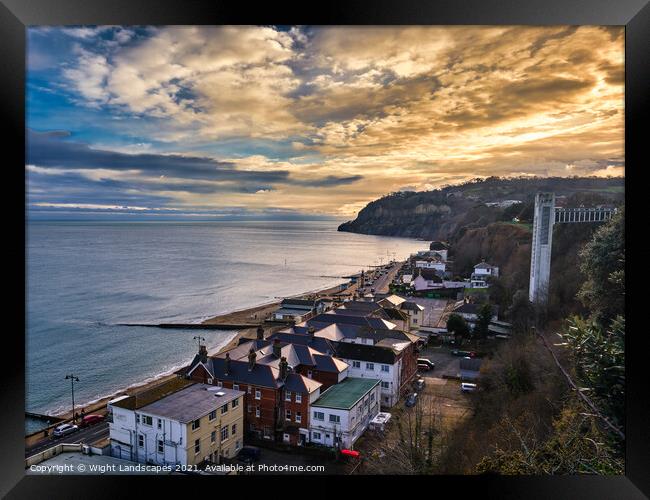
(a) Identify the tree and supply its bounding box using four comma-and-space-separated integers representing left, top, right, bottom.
447, 314, 470, 345
577, 207, 624, 327
560, 315, 625, 430
473, 302, 493, 340
506, 289, 534, 334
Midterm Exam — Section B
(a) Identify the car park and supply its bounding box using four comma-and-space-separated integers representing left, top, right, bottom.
52, 423, 79, 437
405, 393, 418, 407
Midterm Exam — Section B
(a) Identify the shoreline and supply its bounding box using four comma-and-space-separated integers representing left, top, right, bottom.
42, 274, 366, 425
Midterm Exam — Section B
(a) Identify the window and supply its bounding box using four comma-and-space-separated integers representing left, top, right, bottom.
295, 412, 302, 423
307, 370, 313, 378
221, 426, 229, 442
192, 418, 201, 430
313, 411, 324, 421
221, 403, 229, 414
142, 415, 153, 426
255, 407, 260, 418
371, 393, 375, 402
194, 438, 200, 454
329, 414, 341, 423
207, 378, 213, 384
247, 404, 252, 413
138, 434, 144, 448
381, 364, 390, 372
232, 398, 239, 408
232, 423, 237, 435
247, 386, 252, 395
157, 439, 164, 453
209, 410, 216, 421
255, 389, 261, 400
312, 431, 321, 440
135, 414, 140, 424
352, 361, 361, 368
413, 318, 418, 324
285, 391, 292, 402
285, 409, 292, 421
235, 440, 241, 450
381, 381, 390, 389
157, 418, 162, 430
211, 431, 216, 443
295, 393, 302, 403
366, 363, 374, 371
233, 384, 239, 391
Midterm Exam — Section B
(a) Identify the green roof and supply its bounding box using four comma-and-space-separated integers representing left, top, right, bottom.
312, 377, 379, 410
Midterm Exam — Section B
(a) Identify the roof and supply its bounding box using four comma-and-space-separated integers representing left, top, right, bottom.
334, 342, 397, 364
273, 307, 312, 316
460, 358, 483, 372
209, 358, 282, 388
339, 300, 383, 312
377, 294, 406, 307
383, 308, 409, 321
137, 384, 244, 423
311, 377, 380, 410
281, 298, 321, 308
400, 301, 425, 312
474, 262, 496, 269
283, 372, 322, 394
304, 313, 397, 330
430, 241, 449, 251
453, 303, 499, 316
109, 378, 195, 410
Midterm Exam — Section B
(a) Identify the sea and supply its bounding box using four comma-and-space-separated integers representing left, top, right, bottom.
26, 220, 426, 433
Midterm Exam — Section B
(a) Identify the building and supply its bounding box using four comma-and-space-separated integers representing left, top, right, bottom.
452, 302, 498, 328
334, 342, 410, 407
399, 300, 425, 330
460, 358, 483, 381
309, 377, 381, 449
472, 261, 499, 278
271, 298, 327, 323
411, 268, 444, 291
186, 342, 325, 446
108, 383, 244, 466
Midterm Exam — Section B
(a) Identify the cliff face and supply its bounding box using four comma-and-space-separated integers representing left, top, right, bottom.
337, 176, 624, 240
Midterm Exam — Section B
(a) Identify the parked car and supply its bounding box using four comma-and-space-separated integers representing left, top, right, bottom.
417, 358, 435, 370
452, 349, 471, 357
414, 378, 425, 391
237, 446, 261, 463
52, 423, 79, 437
405, 393, 418, 407
461, 383, 478, 393
80, 414, 104, 427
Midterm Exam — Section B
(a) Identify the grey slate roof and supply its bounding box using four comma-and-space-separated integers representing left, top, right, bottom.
334, 342, 397, 364
305, 313, 396, 330
138, 384, 244, 423
283, 372, 322, 394
400, 301, 424, 312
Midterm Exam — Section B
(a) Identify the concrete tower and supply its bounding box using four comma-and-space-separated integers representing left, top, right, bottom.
529, 192, 555, 304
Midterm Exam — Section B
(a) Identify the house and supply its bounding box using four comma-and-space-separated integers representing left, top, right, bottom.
271, 298, 327, 323
399, 300, 425, 330
309, 377, 381, 449
452, 302, 498, 328
411, 268, 444, 292
460, 358, 483, 381
414, 257, 446, 272
108, 382, 245, 466
334, 341, 414, 407
186, 343, 323, 446
472, 261, 499, 278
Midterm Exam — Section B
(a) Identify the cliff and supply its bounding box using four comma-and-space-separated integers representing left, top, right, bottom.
337, 176, 624, 240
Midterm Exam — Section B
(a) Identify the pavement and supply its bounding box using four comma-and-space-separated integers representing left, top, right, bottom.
26, 422, 109, 457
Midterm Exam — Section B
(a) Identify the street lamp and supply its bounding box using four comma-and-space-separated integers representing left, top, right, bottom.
65, 374, 80, 423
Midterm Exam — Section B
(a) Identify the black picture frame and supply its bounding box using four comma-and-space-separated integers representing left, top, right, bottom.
2, 0, 646, 497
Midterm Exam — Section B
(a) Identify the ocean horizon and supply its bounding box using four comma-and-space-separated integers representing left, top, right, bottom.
26, 220, 427, 433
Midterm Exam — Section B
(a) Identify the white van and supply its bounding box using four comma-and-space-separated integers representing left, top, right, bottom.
460, 382, 477, 393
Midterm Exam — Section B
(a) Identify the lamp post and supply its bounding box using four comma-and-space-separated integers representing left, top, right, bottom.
65, 374, 80, 423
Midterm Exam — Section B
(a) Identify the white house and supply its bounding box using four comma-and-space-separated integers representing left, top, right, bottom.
415, 259, 446, 272
108, 383, 245, 466
399, 300, 425, 330
412, 268, 444, 291
473, 261, 499, 278
309, 377, 380, 449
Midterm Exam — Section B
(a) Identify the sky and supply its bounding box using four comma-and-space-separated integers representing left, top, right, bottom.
27, 25, 625, 220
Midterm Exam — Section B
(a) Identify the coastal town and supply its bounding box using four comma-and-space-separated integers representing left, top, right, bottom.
25, 238, 512, 475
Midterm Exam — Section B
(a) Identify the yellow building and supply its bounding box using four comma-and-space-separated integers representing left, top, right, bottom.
109, 383, 245, 466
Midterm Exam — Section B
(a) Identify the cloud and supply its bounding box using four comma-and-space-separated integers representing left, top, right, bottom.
28, 25, 624, 216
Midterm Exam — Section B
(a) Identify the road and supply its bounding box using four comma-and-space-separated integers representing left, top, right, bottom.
367, 261, 402, 294
26, 422, 109, 457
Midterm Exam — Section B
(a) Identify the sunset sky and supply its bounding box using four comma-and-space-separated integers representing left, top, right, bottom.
27, 25, 624, 219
